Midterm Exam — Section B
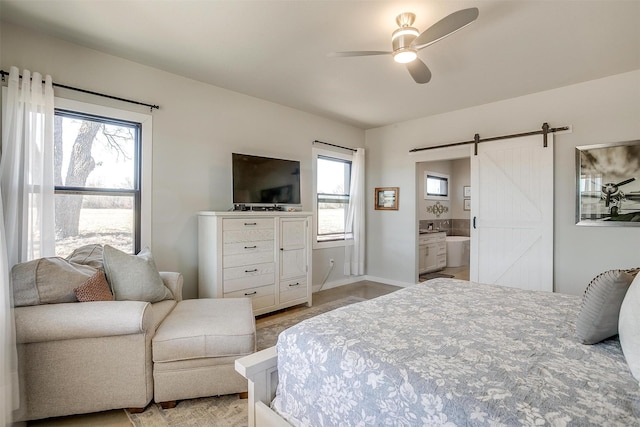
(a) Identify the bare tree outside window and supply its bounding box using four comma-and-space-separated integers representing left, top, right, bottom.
54, 111, 140, 256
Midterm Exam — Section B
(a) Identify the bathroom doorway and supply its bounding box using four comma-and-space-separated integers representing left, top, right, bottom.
416, 156, 471, 282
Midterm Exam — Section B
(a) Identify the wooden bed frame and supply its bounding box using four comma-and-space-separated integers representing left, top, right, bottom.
235, 346, 291, 427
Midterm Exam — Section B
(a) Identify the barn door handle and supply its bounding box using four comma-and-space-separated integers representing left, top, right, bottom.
473, 216, 477, 229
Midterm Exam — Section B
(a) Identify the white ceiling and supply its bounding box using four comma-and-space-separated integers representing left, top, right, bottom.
1, 0, 639, 129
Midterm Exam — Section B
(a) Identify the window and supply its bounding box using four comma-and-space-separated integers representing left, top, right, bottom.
313, 149, 352, 245
424, 171, 450, 200
53, 99, 152, 257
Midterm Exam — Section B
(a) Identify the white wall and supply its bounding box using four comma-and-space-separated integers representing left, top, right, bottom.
366, 70, 640, 295
1, 22, 365, 299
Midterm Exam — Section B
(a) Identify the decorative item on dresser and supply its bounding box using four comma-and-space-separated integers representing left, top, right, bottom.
198, 211, 312, 315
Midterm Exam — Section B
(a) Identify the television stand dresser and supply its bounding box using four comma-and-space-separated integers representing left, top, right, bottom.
197, 211, 312, 315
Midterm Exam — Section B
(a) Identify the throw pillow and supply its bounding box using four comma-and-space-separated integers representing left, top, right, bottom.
66, 244, 104, 269
619, 272, 640, 381
74, 269, 114, 302
576, 269, 638, 344
11, 257, 97, 307
102, 245, 172, 302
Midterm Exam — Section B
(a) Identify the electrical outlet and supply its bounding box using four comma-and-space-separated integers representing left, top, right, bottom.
329, 258, 334, 266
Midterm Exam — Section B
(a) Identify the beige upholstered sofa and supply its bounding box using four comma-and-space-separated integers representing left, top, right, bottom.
12, 270, 182, 421
12, 271, 183, 421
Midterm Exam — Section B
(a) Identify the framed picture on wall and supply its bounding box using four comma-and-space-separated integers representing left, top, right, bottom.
576, 140, 640, 226
375, 187, 399, 210
463, 186, 471, 198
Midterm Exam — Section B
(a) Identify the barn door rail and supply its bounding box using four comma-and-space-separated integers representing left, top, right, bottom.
409, 123, 570, 155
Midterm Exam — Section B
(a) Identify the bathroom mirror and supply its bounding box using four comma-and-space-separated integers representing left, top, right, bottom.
424, 171, 449, 200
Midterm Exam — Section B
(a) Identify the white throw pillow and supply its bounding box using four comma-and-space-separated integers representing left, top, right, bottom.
103, 245, 173, 302
619, 272, 640, 381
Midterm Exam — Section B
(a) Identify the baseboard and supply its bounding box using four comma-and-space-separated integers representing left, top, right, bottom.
363, 275, 413, 288
312, 276, 363, 293
312, 275, 413, 293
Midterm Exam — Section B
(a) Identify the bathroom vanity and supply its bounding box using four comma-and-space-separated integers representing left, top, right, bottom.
418, 231, 447, 273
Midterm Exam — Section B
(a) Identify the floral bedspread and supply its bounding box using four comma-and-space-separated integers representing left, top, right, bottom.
272, 279, 640, 426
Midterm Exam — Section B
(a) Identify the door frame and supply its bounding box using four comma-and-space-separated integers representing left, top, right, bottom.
412, 145, 473, 282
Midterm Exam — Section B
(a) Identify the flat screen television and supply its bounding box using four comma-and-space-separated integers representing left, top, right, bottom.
232, 153, 301, 206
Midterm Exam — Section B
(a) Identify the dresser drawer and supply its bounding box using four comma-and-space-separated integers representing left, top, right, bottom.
223, 240, 274, 268
223, 218, 274, 231
224, 240, 274, 256
436, 242, 447, 255
279, 278, 308, 303
225, 284, 275, 311
418, 232, 446, 245
223, 263, 275, 293
224, 250, 274, 268
223, 228, 274, 244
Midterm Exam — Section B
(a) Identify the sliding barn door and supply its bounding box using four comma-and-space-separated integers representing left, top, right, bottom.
470, 134, 554, 292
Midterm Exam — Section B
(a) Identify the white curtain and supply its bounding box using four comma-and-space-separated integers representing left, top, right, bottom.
344, 148, 365, 276
1, 66, 56, 266
0, 66, 55, 425
0, 193, 17, 427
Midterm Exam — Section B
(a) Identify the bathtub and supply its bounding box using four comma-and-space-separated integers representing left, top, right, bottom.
446, 236, 470, 267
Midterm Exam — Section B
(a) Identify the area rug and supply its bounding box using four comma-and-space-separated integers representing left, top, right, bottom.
126, 296, 365, 426
419, 272, 454, 281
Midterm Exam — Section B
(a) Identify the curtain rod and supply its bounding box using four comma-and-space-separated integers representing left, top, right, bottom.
409, 123, 570, 154
313, 139, 357, 152
0, 69, 159, 112
312, 139, 358, 151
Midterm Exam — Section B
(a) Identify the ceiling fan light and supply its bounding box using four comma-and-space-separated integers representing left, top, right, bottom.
391, 27, 419, 41
393, 49, 417, 63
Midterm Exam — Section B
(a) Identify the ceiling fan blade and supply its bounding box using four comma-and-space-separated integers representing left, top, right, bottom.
329, 51, 390, 57
412, 7, 479, 49
406, 59, 431, 84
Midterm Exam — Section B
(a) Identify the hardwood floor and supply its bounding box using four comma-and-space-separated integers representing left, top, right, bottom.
24, 280, 400, 427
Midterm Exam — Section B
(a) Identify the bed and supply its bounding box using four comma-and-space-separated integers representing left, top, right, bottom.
236, 278, 640, 427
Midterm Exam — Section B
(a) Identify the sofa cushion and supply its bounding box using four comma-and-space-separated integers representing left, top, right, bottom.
11, 257, 97, 307
66, 244, 104, 269
103, 245, 173, 303
152, 298, 255, 363
74, 269, 114, 302
576, 268, 638, 344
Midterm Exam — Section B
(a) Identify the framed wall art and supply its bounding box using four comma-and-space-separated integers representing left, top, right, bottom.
576, 140, 640, 226
375, 187, 399, 210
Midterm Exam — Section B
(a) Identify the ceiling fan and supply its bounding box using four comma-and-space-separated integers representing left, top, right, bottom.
331, 7, 479, 84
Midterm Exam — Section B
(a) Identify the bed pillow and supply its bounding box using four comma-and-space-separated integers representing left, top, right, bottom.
74, 269, 114, 302
11, 257, 96, 307
576, 269, 639, 344
619, 272, 640, 381
103, 245, 172, 302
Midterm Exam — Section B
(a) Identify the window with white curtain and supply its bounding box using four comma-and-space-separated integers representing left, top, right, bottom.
313, 148, 352, 247
53, 98, 152, 256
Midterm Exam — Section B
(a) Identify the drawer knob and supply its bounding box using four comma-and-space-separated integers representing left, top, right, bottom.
245, 269, 258, 273
244, 245, 257, 249
244, 222, 257, 226
289, 282, 300, 287
244, 291, 257, 296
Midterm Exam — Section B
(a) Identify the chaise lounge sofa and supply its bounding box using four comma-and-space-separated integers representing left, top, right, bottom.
12, 268, 183, 421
